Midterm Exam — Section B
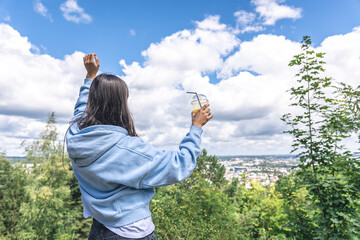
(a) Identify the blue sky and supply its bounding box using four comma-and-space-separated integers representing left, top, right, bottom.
1, 0, 360, 155
2, 0, 360, 74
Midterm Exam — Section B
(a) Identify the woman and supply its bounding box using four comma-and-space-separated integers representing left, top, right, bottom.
66, 53, 213, 240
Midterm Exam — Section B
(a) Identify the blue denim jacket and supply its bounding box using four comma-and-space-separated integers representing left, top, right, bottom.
66, 78, 203, 227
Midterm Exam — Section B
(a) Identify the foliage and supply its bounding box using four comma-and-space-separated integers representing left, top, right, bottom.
281, 36, 360, 239
276, 172, 317, 239
0, 153, 28, 239
235, 181, 289, 239
18, 113, 72, 238
0, 113, 90, 240
194, 149, 228, 187
151, 151, 239, 239
151, 150, 290, 240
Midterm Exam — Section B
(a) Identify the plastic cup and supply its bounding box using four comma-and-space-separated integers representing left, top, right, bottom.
191, 94, 208, 114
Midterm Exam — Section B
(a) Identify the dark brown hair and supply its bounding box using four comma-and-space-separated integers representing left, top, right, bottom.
76, 73, 137, 136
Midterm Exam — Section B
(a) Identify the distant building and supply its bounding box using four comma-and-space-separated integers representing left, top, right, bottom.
234, 167, 247, 173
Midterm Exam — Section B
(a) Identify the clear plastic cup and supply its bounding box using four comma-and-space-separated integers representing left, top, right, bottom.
191, 94, 208, 114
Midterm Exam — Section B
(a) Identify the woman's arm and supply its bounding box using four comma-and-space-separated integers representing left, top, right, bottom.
72, 53, 100, 120
101, 105, 213, 189
139, 105, 213, 188
79, 104, 213, 189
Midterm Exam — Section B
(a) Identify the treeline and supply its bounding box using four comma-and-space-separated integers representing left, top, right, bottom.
1, 126, 359, 239
1, 36, 360, 239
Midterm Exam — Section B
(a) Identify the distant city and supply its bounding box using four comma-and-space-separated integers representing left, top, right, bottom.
218, 155, 299, 188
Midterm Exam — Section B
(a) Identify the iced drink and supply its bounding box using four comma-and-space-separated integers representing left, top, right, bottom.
191, 94, 208, 114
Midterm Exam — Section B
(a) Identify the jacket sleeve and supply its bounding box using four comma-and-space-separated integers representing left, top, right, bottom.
72, 78, 93, 121
138, 125, 203, 188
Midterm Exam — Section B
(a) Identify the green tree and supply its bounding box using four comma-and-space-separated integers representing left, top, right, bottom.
275, 172, 317, 239
0, 153, 28, 239
151, 150, 239, 239
194, 149, 227, 187
224, 177, 239, 201
235, 182, 288, 239
281, 36, 360, 239
17, 113, 84, 239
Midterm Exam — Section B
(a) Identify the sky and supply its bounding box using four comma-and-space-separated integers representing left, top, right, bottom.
0, 0, 360, 156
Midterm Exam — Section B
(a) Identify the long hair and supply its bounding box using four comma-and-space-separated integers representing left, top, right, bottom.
76, 73, 138, 136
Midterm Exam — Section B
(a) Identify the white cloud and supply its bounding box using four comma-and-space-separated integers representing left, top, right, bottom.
252, 0, 302, 25
239, 25, 265, 33
219, 34, 300, 77
195, 15, 227, 31
319, 27, 360, 87
0, 115, 47, 155
34, 0, 53, 21
30, 43, 41, 54
119, 17, 359, 155
234, 10, 256, 26
130, 29, 136, 36
60, 0, 92, 24
136, 16, 239, 76
233, 0, 301, 33
118, 17, 300, 155
0, 23, 85, 155
1, 16, 359, 156
234, 10, 265, 34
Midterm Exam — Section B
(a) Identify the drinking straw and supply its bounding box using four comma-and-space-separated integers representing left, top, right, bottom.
186, 91, 202, 108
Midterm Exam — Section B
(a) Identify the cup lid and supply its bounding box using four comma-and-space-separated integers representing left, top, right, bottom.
191, 94, 207, 102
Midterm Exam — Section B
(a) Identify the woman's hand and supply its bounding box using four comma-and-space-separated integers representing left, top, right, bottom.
84, 53, 100, 79
192, 104, 213, 128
